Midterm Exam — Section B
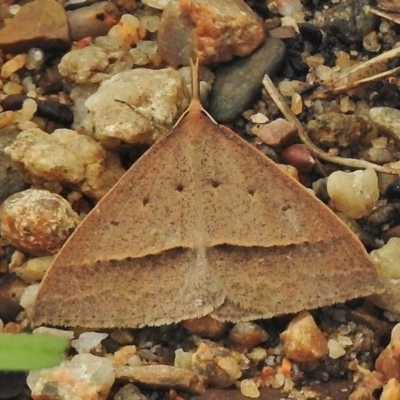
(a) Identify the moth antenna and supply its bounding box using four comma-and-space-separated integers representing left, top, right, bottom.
189, 58, 201, 102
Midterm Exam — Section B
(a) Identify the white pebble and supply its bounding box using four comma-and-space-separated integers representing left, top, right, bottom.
328, 339, 346, 359
327, 169, 379, 219
240, 379, 260, 398
20, 283, 40, 311
33, 327, 75, 341
142, 0, 172, 10
71, 332, 108, 354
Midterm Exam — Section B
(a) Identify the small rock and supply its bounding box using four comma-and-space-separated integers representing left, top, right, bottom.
110, 330, 135, 345
369, 107, 400, 145
253, 118, 297, 148
228, 322, 269, 350
375, 324, 400, 380
0, 274, 26, 323
157, 0, 265, 65
71, 332, 109, 354
385, 178, 400, 199
367, 203, 400, 226
112, 346, 138, 366
0, 0, 70, 53
20, 283, 40, 315
108, 14, 146, 47
33, 326, 75, 341
327, 339, 346, 359
215, 355, 242, 380
0, 126, 28, 203
115, 365, 205, 395
369, 238, 400, 319
0, 54, 28, 79
182, 316, 228, 339
380, 378, 400, 400
240, 379, 260, 398
27, 353, 115, 400
174, 348, 193, 370
280, 311, 328, 362
324, 0, 379, 45
58, 46, 111, 84
307, 113, 374, 149
209, 38, 286, 123
84, 68, 190, 146
0, 189, 80, 256
67, 2, 119, 42
114, 383, 146, 400
327, 169, 379, 219
5, 128, 125, 200
280, 144, 315, 173
10, 256, 53, 283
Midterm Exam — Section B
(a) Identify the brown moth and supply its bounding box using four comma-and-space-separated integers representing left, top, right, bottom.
32, 64, 384, 329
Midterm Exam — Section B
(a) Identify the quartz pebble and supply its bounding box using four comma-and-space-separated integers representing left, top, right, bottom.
240, 379, 260, 398
369, 107, 400, 145
114, 383, 146, 400
33, 326, 75, 341
280, 311, 328, 362
108, 14, 146, 47
0, 189, 80, 256
253, 118, 297, 148
115, 365, 205, 395
71, 332, 109, 354
327, 169, 379, 219
375, 324, 400, 380
10, 256, 53, 283
327, 339, 346, 359
182, 316, 228, 339
380, 378, 400, 400
28, 353, 115, 400
157, 0, 265, 65
112, 346, 137, 366
84, 68, 190, 146
1, 54, 28, 79
369, 238, 400, 319
5, 128, 125, 200
228, 322, 269, 350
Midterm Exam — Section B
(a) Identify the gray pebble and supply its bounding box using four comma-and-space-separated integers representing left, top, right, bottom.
324, 0, 379, 44
0, 127, 28, 204
114, 383, 146, 400
209, 38, 286, 123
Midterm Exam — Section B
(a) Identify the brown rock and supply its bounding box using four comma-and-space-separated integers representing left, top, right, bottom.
375, 324, 400, 381
280, 311, 328, 362
157, 0, 265, 65
280, 144, 315, 173
254, 118, 297, 148
115, 365, 205, 395
0, 0, 70, 53
182, 316, 228, 339
381, 378, 400, 400
228, 322, 269, 349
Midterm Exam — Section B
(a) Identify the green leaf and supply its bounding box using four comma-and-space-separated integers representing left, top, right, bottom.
0, 333, 69, 371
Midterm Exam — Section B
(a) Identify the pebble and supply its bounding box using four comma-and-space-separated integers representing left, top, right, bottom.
1, 94, 74, 125
369, 238, 400, 320
182, 316, 228, 339
67, 2, 119, 42
157, 0, 265, 65
71, 332, 109, 354
0, 189, 80, 256
367, 203, 400, 226
27, 353, 115, 400
380, 378, 400, 400
33, 326, 75, 341
58, 46, 111, 84
375, 324, 400, 380
114, 383, 146, 400
240, 379, 260, 398
228, 322, 269, 350
280, 144, 315, 174
324, 0, 379, 45
0, 0, 70, 53
306, 113, 374, 149
327, 339, 346, 359
108, 14, 146, 47
5, 128, 125, 200
385, 178, 400, 199
253, 118, 297, 148
327, 169, 379, 219
10, 255, 53, 283
0, 127, 28, 203
110, 329, 135, 345
0, 274, 26, 323
0, 54, 28, 79
115, 365, 205, 395
209, 38, 286, 123
369, 107, 400, 145
280, 311, 328, 362
84, 68, 190, 146
112, 346, 138, 366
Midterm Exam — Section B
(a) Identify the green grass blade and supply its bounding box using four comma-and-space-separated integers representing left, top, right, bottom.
0, 333, 69, 371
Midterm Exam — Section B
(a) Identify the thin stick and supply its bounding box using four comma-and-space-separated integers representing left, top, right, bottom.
262, 75, 400, 175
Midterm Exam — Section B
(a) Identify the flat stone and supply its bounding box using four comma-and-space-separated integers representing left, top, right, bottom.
115, 365, 205, 395
0, 0, 70, 53
209, 38, 286, 123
